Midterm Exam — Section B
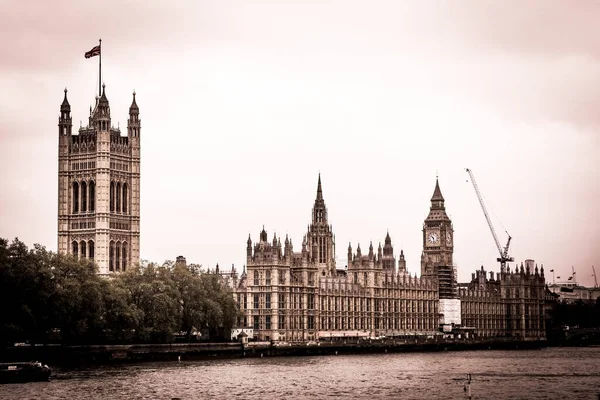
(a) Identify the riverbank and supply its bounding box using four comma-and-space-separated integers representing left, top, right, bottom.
1, 338, 548, 366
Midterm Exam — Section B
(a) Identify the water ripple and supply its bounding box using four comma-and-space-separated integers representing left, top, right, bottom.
1, 347, 600, 399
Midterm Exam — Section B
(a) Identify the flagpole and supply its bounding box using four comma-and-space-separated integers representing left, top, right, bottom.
99, 38, 102, 96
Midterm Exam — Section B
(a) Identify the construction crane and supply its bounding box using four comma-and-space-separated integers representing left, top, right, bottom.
465, 168, 514, 273
592, 265, 598, 288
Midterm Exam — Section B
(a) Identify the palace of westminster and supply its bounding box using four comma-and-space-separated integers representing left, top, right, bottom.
57, 87, 546, 342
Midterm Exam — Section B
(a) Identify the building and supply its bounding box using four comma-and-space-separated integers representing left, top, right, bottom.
459, 263, 546, 338
57, 85, 141, 274
547, 282, 600, 303
234, 175, 440, 342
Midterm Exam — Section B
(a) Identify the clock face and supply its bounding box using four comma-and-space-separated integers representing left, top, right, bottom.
427, 232, 439, 245
446, 232, 452, 247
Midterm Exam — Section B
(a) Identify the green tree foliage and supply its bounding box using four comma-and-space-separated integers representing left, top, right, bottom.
0, 238, 240, 346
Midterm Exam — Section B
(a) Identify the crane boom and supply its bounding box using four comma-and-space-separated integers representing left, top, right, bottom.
466, 168, 514, 273
592, 265, 598, 288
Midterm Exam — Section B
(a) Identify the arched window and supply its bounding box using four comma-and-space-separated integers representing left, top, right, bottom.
115, 241, 121, 271
73, 182, 79, 213
110, 181, 115, 212
80, 240, 86, 258
72, 241, 79, 258
89, 181, 95, 212
254, 270, 259, 285
122, 183, 128, 214
81, 181, 87, 212
109, 241, 115, 271
116, 183, 121, 213
265, 270, 271, 285
89, 241, 95, 260
122, 242, 127, 271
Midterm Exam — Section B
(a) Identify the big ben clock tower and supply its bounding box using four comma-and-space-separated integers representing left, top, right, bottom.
421, 178, 454, 277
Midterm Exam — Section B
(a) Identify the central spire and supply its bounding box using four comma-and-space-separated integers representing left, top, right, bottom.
316, 172, 323, 201
312, 173, 327, 224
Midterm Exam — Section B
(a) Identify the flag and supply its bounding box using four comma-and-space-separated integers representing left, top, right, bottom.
550, 269, 554, 272
85, 45, 101, 59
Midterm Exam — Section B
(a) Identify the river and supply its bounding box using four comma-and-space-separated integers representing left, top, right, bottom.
2, 347, 599, 399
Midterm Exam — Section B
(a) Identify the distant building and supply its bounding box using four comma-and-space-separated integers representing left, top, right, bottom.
459, 264, 546, 339
57, 86, 141, 274
547, 282, 600, 303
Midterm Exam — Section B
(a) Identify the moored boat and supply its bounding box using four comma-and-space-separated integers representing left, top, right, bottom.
0, 361, 52, 384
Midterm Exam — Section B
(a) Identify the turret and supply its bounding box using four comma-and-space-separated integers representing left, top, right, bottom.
347, 242, 352, 264
94, 84, 111, 131
398, 249, 406, 272
127, 90, 141, 139
246, 234, 252, 259
58, 88, 72, 136
260, 226, 267, 242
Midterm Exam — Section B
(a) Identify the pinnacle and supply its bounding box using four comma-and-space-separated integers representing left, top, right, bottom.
60, 87, 71, 111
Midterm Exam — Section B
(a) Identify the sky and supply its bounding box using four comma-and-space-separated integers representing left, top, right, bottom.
1, 0, 599, 286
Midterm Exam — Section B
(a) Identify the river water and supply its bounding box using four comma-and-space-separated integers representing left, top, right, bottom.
2, 347, 599, 399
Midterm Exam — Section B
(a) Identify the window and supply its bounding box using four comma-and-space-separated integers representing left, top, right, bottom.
278, 293, 285, 309
243, 295, 247, 310
254, 270, 259, 286
308, 294, 314, 310
122, 242, 127, 271
72, 241, 78, 258
354, 272, 357, 284
73, 182, 79, 213
109, 241, 114, 271
266, 293, 271, 309
116, 183, 121, 213
278, 315, 285, 330
266, 270, 271, 285
80, 241, 86, 258
81, 181, 87, 212
254, 294, 259, 309
122, 183, 128, 214
89, 181, 95, 212
115, 242, 121, 271
88, 241, 95, 260
364, 272, 368, 285
110, 182, 115, 212
253, 316, 259, 330
279, 270, 285, 284
265, 315, 271, 330
308, 316, 315, 330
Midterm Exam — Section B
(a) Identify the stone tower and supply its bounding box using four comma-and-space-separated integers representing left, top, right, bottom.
306, 174, 336, 276
421, 178, 454, 275
57, 85, 141, 274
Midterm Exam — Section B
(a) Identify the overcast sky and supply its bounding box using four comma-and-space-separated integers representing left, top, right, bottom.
1, 0, 598, 285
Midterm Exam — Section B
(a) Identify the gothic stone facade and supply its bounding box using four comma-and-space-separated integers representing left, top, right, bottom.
234, 176, 439, 342
57, 86, 140, 274
459, 261, 546, 339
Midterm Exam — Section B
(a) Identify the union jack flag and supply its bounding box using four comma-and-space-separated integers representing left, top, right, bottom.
85, 45, 101, 59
